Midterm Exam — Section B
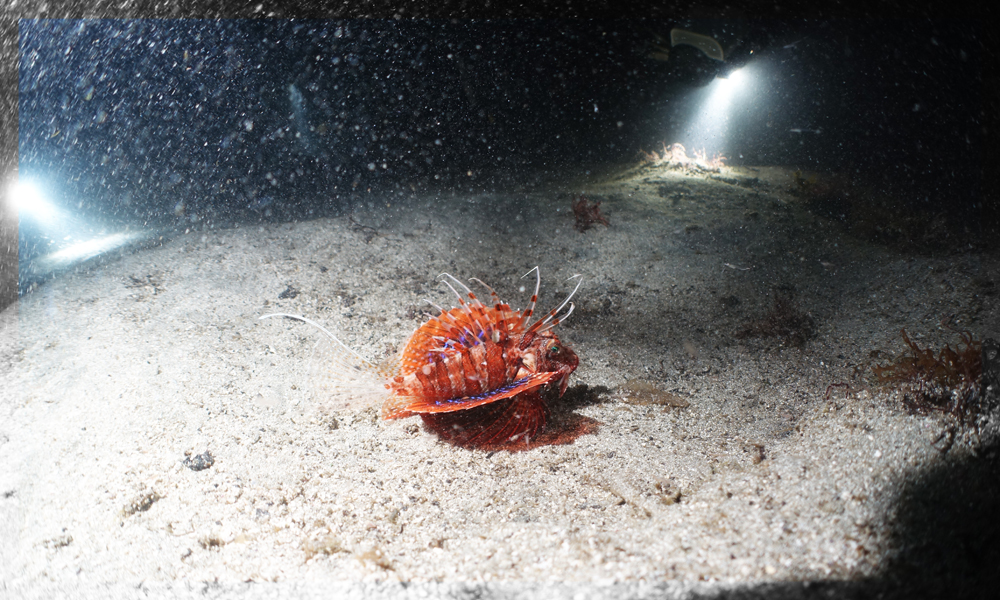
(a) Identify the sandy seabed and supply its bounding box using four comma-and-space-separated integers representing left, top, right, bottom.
2, 164, 998, 599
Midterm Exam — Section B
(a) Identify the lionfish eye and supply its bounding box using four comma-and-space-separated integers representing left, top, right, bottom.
549, 344, 560, 354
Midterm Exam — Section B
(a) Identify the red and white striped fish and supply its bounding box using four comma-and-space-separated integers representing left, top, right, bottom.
261, 268, 582, 449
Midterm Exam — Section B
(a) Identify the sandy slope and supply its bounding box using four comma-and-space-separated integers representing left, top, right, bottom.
1, 165, 997, 598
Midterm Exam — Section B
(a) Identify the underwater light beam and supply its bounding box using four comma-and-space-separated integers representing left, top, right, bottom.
41, 232, 147, 266
12, 178, 159, 292
682, 66, 751, 159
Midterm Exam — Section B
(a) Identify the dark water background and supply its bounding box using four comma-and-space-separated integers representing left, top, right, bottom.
9, 17, 991, 302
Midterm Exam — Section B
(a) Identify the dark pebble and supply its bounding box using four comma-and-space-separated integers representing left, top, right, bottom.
183, 451, 215, 471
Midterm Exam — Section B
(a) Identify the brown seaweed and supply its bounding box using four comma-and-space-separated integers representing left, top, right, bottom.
872, 328, 982, 423
572, 195, 610, 232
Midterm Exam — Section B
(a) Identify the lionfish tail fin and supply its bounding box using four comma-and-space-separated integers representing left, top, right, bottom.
382, 394, 419, 420
259, 313, 388, 413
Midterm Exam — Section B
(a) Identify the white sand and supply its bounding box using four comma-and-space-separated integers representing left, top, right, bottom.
2, 165, 997, 598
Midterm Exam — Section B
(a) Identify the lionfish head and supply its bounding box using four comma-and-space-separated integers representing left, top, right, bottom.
535, 333, 579, 397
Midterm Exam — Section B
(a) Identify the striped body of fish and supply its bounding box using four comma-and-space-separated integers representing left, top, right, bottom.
262, 268, 582, 450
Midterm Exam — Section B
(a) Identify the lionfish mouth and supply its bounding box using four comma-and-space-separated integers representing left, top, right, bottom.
558, 372, 572, 397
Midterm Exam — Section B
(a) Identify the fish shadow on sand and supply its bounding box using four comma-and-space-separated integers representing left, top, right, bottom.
539, 383, 609, 447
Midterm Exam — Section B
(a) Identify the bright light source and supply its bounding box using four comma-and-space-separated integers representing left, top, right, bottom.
705, 68, 745, 110
11, 180, 60, 223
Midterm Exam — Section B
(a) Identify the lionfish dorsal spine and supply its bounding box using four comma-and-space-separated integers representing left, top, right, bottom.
517, 266, 542, 330
470, 277, 511, 342
440, 273, 492, 341
521, 273, 584, 342
423, 298, 477, 346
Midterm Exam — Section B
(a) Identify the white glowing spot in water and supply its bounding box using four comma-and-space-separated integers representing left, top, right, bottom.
519, 286, 525, 293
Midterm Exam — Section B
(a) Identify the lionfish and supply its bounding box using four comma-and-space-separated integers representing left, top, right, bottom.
261, 268, 583, 450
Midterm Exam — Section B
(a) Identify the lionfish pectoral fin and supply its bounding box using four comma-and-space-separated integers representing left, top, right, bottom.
482, 394, 549, 446
420, 393, 549, 449
402, 371, 558, 414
